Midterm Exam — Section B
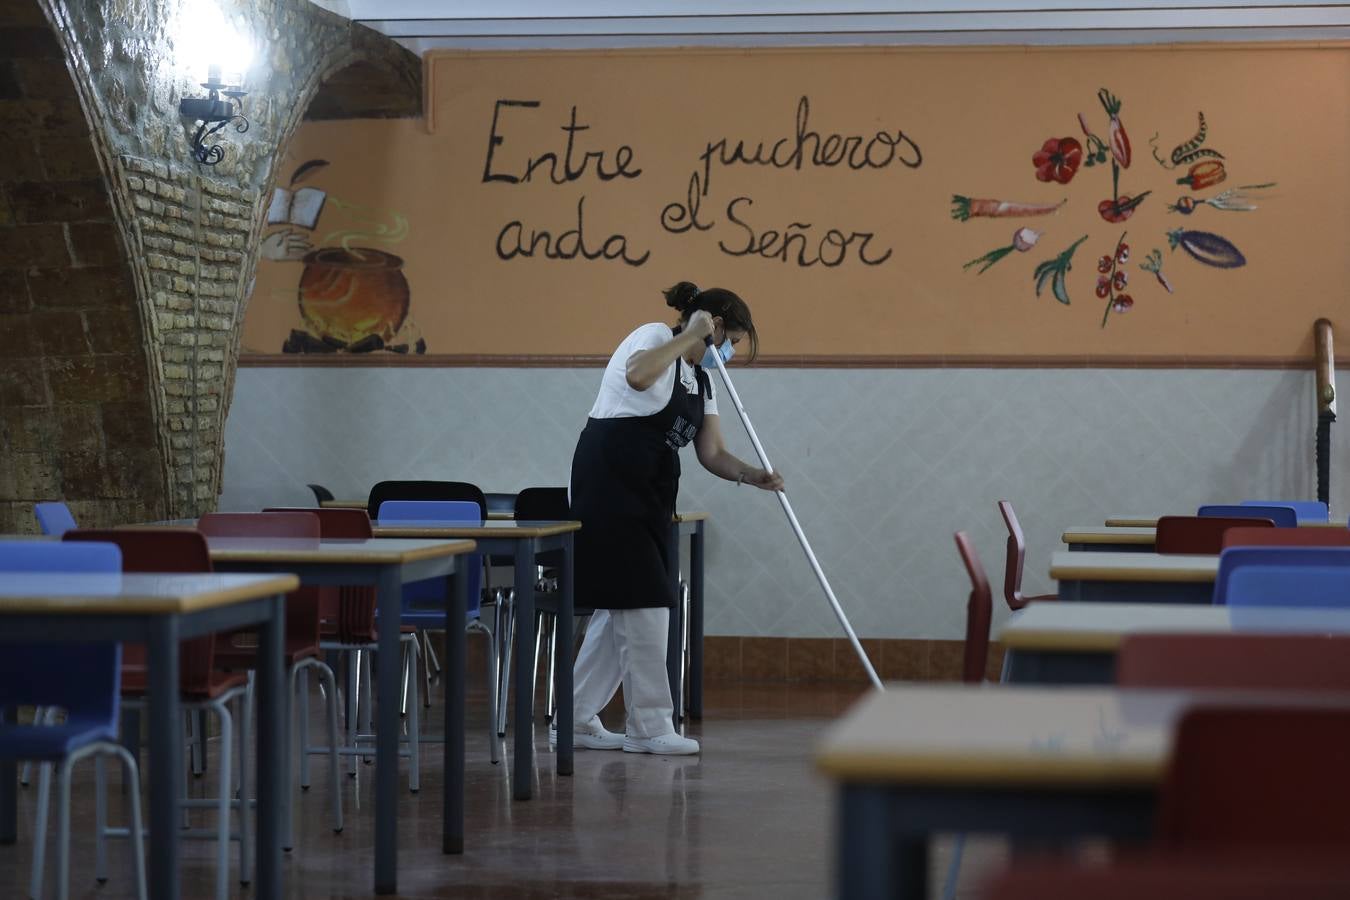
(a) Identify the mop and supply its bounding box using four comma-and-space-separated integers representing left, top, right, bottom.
705, 340, 973, 897
703, 339, 883, 691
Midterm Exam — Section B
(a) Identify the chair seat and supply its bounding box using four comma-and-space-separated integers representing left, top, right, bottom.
213, 635, 321, 670
0, 720, 118, 761
122, 666, 249, 701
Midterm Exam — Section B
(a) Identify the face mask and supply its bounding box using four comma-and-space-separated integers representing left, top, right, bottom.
701, 340, 735, 368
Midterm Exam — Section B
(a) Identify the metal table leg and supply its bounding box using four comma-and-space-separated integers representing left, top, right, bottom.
1, 705, 15, 845
147, 616, 183, 900
442, 563, 466, 854
689, 523, 704, 719
512, 542, 537, 801
555, 534, 574, 776
374, 565, 403, 894
256, 594, 286, 899
838, 785, 908, 900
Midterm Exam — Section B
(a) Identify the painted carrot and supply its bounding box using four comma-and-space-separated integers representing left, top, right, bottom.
950, 195, 1066, 221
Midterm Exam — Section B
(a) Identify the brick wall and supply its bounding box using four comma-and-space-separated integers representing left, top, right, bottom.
0, 0, 167, 531
0, 0, 419, 529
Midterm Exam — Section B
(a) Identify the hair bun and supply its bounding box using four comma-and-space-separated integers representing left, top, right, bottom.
663, 281, 701, 312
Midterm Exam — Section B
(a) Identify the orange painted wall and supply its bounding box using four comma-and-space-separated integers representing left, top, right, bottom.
244, 44, 1350, 360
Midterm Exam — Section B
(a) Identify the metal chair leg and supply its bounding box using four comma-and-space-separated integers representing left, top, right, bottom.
423, 631, 434, 709
297, 667, 311, 790
317, 662, 344, 833
347, 650, 361, 777
214, 699, 234, 900
497, 590, 515, 737
359, 651, 373, 765
482, 623, 501, 765
545, 614, 558, 722
55, 755, 75, 900
406, 641, 421, 794
239, 678, 253, 886
95, 756, 108, 883
30, 761, 51, 900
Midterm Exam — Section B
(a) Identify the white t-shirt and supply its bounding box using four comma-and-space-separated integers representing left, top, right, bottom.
589, 323, 719, 420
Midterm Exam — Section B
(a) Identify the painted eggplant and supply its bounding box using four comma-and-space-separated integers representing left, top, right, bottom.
1166, 228, 1246, 269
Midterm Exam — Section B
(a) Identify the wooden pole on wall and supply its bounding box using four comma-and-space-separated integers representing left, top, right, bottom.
1315, 318, 1336, 508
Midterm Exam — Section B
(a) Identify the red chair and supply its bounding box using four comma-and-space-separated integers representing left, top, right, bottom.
196, 512, 344, 843
260, 508, 435, 779
1157, 706, 1350, 850
983, 856, 1350, 900
1154, 515, 1274, 555
1117, 633, 1350, 692
997, 501, 1056, 610
64, 528, 247, 899
954, 532, 993, 684
1222, 526, 1350, 549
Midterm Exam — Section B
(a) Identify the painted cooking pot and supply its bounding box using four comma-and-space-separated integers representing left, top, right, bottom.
297, 247, 410, 346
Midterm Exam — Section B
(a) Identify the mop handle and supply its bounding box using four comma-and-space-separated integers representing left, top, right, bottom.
703, 339, 884, 691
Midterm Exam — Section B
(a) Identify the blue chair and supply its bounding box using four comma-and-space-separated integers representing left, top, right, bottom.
34, 501, 77, 536
1199, 504, 1299, 528
1241, 500, 1329, 523
1214, 547, 1350, 608
375, 500, 498, 763
0, 540, 147, 900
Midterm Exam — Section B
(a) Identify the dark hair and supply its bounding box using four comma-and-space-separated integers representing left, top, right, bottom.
663, 281, 759, 361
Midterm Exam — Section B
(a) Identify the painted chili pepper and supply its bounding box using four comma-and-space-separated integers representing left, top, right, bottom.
1097, 88, 1131, 169
1097, 191, 1152, 224
1167, 229, 1246, 269
1177, 160, 1227, 190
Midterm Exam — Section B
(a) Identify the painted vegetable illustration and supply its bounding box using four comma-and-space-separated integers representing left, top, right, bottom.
1140, 249, 1174, 293
1098, 191, 1151, 224
1168, 182, 1276, 214
1167, 229, 1246, 268
963, 228, 1042, 274
1096, 232, 1133, 327
1177, 160, 1227, 190
1151, 112, 1226, 169
1033, 234, 1088, 304
1098, 88, 1131, 168
1077, 113, 1110, 168
1032, 137, 1083, 185
950, 196, 1066, 221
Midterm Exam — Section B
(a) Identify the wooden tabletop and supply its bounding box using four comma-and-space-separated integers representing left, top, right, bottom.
1107, 515, 1344, 529
0, 571, 300, 615
816, 684, 1350, 785
1063, 526, 1156, 545
673, 511, 709, 523
1000, 602, 1350, 652
370, 520, 580, 539
205, 537, 477, 564
322, 500, 706, 525
1050, 551, 1218, 583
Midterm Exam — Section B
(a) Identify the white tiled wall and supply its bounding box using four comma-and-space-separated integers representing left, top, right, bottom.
221, 366, 1350, 639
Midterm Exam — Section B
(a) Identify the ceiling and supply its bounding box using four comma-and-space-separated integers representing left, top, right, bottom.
308, 1, 1350, 52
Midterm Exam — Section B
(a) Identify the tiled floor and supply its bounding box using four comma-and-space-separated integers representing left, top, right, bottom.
0, 683, 1004, 899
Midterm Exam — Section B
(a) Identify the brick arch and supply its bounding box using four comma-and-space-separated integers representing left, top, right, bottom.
0, 0, 169, 532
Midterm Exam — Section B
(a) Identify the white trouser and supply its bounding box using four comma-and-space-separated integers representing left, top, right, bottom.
572, 607, 674, 739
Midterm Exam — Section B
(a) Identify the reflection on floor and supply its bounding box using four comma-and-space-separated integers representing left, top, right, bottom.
0, 683, 1006, 899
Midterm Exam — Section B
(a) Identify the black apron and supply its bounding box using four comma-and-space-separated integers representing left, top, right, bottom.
570, 358, 710, 609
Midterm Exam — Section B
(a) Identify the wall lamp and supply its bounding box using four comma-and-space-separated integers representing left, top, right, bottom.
179, 64, 249, 166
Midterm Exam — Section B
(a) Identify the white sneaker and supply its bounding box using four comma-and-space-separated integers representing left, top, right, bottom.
622, 732, 701, 756
549, 715, 624, 751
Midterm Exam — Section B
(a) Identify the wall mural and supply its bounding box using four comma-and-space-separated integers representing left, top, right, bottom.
951, 87, 1276, 328
240, 47, 1347, 360
259, 160, 426, 354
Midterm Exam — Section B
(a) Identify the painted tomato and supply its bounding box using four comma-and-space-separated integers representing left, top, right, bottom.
1032, 137, 1083, 185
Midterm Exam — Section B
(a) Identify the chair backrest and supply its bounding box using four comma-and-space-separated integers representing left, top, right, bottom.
985, 858, 1350, 900
1222, 526, 1350, 549
996, 500, 1034, 611
1214, 547, 1350, 608
375, 500, 483, 616
1157, 706, 1350, 849
0, 540, 123, 719
198, 511, 320, 538
1155, 516, 1272, 555
1240, 499, 1329, 522
953, 532, 992, 684
368, 480, 486, 519
307, 483, 335, 504
1116, 633, 1350, 691
515, 487, 570, 521
484, 492, 517, 515
198, 512, 322, 641
1198, 504, 1298, 528
33, 501, 78, 536
64, 528, 219, 692
263, 507, 374, 644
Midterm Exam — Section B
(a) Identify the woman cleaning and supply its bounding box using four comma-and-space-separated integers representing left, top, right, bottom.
562, 281, 784, 756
